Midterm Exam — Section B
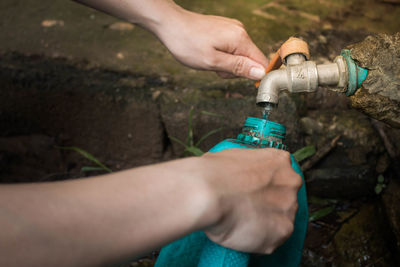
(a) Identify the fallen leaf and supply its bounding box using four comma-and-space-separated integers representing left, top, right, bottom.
41, 20, 64, 27
108, 22, 134, 31
152, 90, 161, 100
231, 92, 244, 99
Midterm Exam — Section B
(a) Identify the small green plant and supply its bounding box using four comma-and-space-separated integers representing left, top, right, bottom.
293, 145, 316, 162
309, 206, 335, 222
57, 146, 112, 173
169, 107, 224, 156
308, 196, 337, 222
308, 196, 338, 206
375, 174, 386, 195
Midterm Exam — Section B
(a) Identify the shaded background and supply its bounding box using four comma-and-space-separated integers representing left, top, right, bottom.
1, 0, 400, 266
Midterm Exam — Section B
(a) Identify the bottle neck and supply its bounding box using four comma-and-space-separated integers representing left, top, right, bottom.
237, 117, 286, 150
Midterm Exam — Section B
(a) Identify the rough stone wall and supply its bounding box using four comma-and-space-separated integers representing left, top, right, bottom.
0, 53, 303, 182
0, 53, 167, 181
348, 33, 400, 128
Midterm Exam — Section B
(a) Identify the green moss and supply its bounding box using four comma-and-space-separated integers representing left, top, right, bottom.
331, 203, 395, 266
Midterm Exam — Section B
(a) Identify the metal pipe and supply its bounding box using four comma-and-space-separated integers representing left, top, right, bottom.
317, 63, 339, 86
285, 53, 306, 65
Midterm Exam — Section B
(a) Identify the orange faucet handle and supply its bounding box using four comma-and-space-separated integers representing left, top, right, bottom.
265, 49, 283, 74
255, 49, 282, 88
279, 37, 310, 61
255, 37, 309, 88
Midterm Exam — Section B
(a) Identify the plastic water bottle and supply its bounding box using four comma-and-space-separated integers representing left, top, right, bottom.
156, 117, 308, 267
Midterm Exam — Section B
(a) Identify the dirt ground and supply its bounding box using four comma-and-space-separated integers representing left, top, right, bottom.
1, 0, 400, 266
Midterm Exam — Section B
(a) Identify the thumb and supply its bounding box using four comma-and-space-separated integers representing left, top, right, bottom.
214, 52, 266, 80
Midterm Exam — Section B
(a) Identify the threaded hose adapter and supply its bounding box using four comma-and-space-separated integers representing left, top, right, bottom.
340, 49, 368, 96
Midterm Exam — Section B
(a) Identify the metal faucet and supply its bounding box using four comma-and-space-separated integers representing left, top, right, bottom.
256, 37, 367, 116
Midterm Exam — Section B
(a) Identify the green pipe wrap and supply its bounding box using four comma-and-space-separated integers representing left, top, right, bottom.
341, 49, 368, 96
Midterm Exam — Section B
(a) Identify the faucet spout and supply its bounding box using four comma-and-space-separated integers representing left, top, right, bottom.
256, 69, 288, 107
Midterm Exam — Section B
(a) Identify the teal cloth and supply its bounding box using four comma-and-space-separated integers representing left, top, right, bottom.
155, 140, 308, 267
155, 232, 249, 267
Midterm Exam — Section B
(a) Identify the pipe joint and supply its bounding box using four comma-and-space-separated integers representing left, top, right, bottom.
287, 61, 318, 93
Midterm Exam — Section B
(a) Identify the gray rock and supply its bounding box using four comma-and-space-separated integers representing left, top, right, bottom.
306, 166, 375, 199
301, 109, 383, 151
0, 53, 166, 177
0, 135, 63, 182
348, 33, 400, 128
300, 110, 384, 198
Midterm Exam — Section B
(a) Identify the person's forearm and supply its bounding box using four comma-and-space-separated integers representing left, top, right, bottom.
0, 157, 216, 267
73, 0, 182, 33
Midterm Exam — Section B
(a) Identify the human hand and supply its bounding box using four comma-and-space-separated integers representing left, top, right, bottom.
199, 148, 302, 254
154, 8, 268, 80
